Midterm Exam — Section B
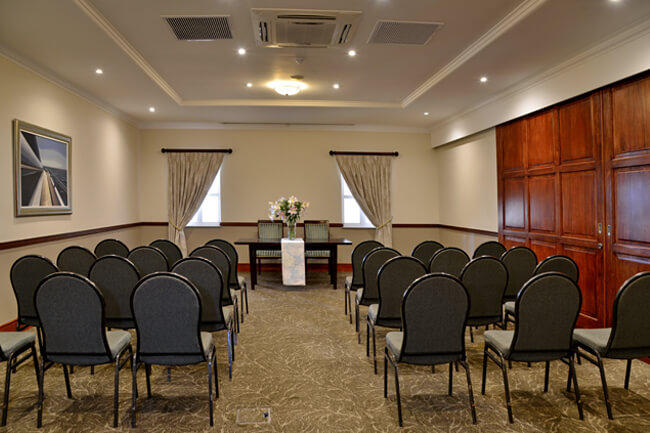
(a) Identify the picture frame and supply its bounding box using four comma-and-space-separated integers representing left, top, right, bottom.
13, 119, 72, 216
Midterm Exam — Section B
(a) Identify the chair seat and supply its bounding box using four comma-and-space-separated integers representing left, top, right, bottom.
235, 276, 246, 290
256, 250, 281, 257
345, 276, 352, 290
368, 304, 379, 323
305, 250, 330, 257
573, 328, 611, 355
504, 301, 515, 314
484, 330, 514, 357
200, 332, 214, 358
386, 331, 403, 357
0, 330, 36, 358
106, 330, 132, 359
356, 289, 363, 303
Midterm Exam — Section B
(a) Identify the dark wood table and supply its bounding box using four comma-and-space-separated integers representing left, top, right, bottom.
235, 238, 352, 289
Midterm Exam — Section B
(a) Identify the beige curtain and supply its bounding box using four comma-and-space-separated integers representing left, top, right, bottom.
335, 154, 394, 247
167, 152, 225, 256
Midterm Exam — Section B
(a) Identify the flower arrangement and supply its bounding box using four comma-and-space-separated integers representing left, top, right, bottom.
268, 196, 309, 239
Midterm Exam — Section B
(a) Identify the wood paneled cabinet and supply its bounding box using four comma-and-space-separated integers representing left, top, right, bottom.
497, 72, 650, 328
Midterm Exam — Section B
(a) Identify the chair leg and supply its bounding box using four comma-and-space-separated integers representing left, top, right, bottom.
481, 346, 488, 395
498, 353, 514, 423
113, 357, 120, 427
448, 362, 453, 396
2, 355, 12, 426
355, 302, 361, 341
366, 320, 370, 357
344, 288, 349, 316
460, 359, 478, 424
544, 361, 550, 392
568, 356, 584, 420
624, 359, 632, 390
383, 348, 388, 398
213, 348, 219, 399
208, 352, 214, 427
469, 326, 474, 343
244, 286, 249, 315
596, 354, 613, 419
131, 360, 138, 428
393, 361, 403, 427
37, 357, 45, 428
32, 346, 40, 390
371, 323, 378, 374
62, 364, 72, 398
227, 330, 233, 381
145, 364, 152, 398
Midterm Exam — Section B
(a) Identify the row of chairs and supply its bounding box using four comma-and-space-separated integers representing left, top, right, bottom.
1, 271, 222, 428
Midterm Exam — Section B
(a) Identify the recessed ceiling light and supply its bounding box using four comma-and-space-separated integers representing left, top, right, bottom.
424, 112, 429, 116
480, 76, 488, 83
148, 107, 156, 113
246, 82, 253, 88
95, 68, 103, 75
238, 48, 246, 55
333, 83, 340, 89
348, 50, 357, 57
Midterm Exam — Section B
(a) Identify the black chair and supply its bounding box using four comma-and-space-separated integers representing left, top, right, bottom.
89, 255, 140, 329
256, 220, 283, 275
127, 246, 168, 276
205, 239, 248, 319
1, 331, 39, 426
190, 245, 239, 333
10, 255, 58, 329
56, 246, 96, 277
460, 256, 508, 342
345, 240, 383, 323
384, 274, 477, 426
367, 256, 427, 374
354, 247, 400, 342
34, 272, 132, 428
94, 239, 129, 258
130, 273, 218, 427
472, 241, 506, 259
504, 254, 577, 326
428, 247, 470, 277
500, 246, 537, 303
571, 271, 650, 419
172, 257, 235, 380
482, 272, 583, 423
149, 239, 183, 268
410, 240, 443, 266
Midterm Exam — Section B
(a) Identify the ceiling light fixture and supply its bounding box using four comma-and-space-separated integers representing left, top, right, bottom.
424, 112, 429, 116
148, 107, 156, 113
333, 83, 340, 89
270, 80, 307, 96
95, 68, 103, 74
246, 82, 253, 88
238, 48, 246, 55
480, 76, 488, 83
348, 50, 357, 57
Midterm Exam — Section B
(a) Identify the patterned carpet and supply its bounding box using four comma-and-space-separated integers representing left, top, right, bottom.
3, 271, 650, 432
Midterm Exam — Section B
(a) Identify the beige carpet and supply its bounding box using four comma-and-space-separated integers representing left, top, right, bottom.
3, 271, 650, 432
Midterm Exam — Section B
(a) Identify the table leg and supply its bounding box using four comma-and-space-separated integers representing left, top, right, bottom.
248, 246, 257, 290
331, 246, 338, 289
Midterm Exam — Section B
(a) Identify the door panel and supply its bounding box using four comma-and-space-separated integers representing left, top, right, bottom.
614, 168, 650, 244
527, 110, 556, 168
529, 175, 556, 233
503, 236, 526, 249
611, 79, 647, 156
530, 239, 557, 262
561, 171, 597, 238
559, 95, 598, 164
503, 177, 526, 229
563, 245, 602, 327
499, 120, 525, 172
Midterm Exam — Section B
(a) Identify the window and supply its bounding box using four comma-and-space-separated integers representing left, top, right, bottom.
341, 174, 374, 228
188, 171, 221, 226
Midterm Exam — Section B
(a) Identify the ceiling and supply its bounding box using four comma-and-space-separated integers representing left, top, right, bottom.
1, 0, 649, 130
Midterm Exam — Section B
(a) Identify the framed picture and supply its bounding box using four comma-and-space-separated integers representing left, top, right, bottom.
13, 120, 72, 216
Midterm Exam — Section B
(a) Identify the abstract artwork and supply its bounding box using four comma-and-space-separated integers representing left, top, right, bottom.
13, 120, 71, 216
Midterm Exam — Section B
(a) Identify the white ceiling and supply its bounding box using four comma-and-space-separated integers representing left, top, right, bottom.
1, 0, 649, 130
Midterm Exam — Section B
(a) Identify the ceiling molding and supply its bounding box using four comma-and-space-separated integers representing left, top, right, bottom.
428, 17, 650, 146
138, 121, 429, 133
402, 0, 546, 107
180, 99, 402, 108
0, 46, 137, 126
75, 0, 182, 104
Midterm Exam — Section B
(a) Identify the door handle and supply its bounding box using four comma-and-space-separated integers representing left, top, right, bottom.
607, 225, 612, 237
597, 242, 603, 250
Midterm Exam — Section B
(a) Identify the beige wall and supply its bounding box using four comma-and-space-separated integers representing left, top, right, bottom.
0, 55, 140, 324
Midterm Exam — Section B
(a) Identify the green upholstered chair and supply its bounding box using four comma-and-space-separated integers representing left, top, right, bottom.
304, 220, 330, 267
256, 220, 283, 274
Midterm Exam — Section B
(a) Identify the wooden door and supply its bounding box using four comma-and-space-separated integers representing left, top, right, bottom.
603, 75, 650, 325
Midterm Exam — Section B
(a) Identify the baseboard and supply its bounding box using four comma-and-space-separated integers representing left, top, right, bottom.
238, 263, 352, 272
0, 319, 19, 332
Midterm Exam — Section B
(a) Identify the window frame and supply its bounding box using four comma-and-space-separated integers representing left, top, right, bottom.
187, 170, 221, 227
340, 173, 374, 229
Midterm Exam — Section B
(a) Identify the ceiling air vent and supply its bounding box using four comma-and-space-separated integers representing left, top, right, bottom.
368, 20, 442, 45
164, 16, 233, 41
251, 9, 361, 48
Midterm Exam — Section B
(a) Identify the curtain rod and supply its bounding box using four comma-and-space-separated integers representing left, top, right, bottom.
161, 148, 232, 154
329, 151, 398, 156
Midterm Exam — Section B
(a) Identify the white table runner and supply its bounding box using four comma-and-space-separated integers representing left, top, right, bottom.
281, 238, 306, 286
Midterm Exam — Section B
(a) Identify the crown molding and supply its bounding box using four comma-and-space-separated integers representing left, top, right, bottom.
138, 121, 429, 133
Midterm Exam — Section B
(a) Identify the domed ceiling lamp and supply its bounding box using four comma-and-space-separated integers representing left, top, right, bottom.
270, 75, 307, 96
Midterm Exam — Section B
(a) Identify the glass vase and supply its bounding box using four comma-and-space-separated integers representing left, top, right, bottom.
287, 221, 297, 240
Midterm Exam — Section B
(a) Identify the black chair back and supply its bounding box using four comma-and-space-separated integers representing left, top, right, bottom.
190, 245, 234, 305
349, 240, 383, 288
149, 239, 183, 268
94, 239, 129, 258
10, 255, 58, 327
534, 254, 579, 283
205, 239, 239, 288
89, 255, 140, 329
461, 256, 508, 323
172, 257, 227, 331
411, 240, 443, 266
472, 241, 506, 259
428, 247, 470, 277
56, 246, 96, 277
359, 247, 400, 305
35, 272, 112, 365
400, 274, 469, 364
501, 246, 537, 301
510, 272, 581, 361
376, 256, 427, 327
127, 246, 168, 276
607, 272, 650, 357
132, 273, 205, 365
